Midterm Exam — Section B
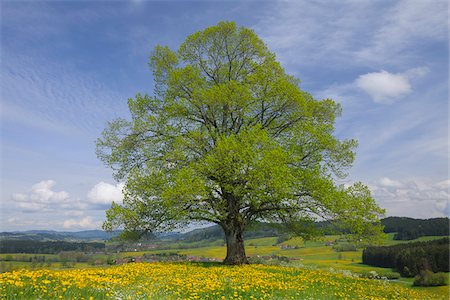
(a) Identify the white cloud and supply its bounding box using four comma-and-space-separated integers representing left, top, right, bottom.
11, 180, 70, 210
355, 67, 430, 104
30, 180, 69, 202
87, 182, 125, 206
379, 177, 403, 188
10, 180, 88, 212
63, 216, 100, 229
356, 70, 411, 104
371, 177, 449, 218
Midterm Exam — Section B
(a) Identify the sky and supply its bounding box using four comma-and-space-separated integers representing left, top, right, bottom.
0, 0, 448, 232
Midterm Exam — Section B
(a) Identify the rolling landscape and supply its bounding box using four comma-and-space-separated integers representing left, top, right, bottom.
1, 217, 449, 299
2, 1, 448, 299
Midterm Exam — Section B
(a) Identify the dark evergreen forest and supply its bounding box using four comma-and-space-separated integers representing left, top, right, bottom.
362, 238, 449, 277
382, 217, 449, 240
0, 240, 105, 254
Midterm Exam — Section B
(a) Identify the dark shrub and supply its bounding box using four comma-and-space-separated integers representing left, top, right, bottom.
413, 270, 448, 286
333, 243, 357, 252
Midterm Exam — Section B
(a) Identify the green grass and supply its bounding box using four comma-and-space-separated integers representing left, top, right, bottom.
116, 233, 449, 299
2, 233, 448, 298
0, 261, 93, 273
1, 262, 446, 299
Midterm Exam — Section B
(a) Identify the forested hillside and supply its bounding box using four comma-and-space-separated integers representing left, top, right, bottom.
382, 217, 449, 240
0, 240, 105, 254
0, 230, 120, 242
1, 217, 448, 244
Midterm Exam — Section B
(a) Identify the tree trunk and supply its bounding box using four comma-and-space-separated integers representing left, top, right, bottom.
222, 223, 248, 265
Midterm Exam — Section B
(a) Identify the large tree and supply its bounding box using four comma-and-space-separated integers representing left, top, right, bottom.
97, 21, 384, 265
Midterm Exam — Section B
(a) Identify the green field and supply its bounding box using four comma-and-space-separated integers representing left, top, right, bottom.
1, 262, 446, 299
116, 234, 449, 299
1, 234, 448, 298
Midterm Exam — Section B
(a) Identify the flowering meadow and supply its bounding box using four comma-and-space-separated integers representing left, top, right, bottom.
1, 262, 444, 300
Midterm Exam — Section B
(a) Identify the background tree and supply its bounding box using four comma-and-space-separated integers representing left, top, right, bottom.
97, 21, 384, 265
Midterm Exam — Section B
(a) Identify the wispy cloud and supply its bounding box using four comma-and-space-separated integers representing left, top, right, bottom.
370, 177, 449, 218
1, 53, 128, 136
254, 1, 365, 71
1, 1, 447, 231
354, 0, 448, 65
254, 0, 447, 71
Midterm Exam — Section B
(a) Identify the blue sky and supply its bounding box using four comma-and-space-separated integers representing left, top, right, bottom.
1, 0, 448, 231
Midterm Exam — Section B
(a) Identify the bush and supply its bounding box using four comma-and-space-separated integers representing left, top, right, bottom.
276, 234, 291, 244
413, 270, 448, 286
333, 243, 357, 252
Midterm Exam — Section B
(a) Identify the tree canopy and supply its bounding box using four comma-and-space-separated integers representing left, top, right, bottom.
97, 21, 384, 264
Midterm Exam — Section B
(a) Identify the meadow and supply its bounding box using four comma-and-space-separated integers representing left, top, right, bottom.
0, 261, 445, 300
1, 234, 448, 299
116, 234, 449, 298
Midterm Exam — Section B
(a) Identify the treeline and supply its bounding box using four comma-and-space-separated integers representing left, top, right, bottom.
0, 240, 105, 254
362, 238, 449, 277
381, 217, 449, 240
0, 230, 121, 242
177, 217, 450, 244
181, 222, 280, 243
181, 221, 350, 243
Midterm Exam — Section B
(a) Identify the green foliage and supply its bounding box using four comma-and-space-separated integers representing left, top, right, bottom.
97, 21, 384, 263
333, 243, 357, 252
414, 270, 449, 286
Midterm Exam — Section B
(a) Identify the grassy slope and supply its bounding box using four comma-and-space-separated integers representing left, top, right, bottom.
2, 234, 448, 298
119, 234, 449, 298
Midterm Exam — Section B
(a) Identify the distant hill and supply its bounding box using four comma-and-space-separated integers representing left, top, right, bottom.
0, 230, 121, 242
180, 217, 450, 242
1, 217, 448, 243
381, 217, 449, 240
180, 222, 280, 243
0, 239, 105, 254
